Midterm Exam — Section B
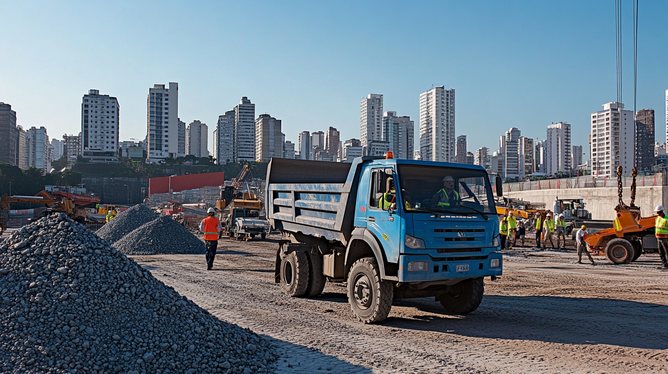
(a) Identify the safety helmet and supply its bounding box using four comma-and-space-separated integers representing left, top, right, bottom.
207, 207, 215, 214
559, 214, 564, 218
535, 212, 540, 216
581, 225, 586, 229
655, 205, 664, 212
442, 176, 454, 182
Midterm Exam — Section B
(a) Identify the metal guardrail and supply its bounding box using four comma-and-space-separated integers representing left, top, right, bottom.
504, 172, 667, 192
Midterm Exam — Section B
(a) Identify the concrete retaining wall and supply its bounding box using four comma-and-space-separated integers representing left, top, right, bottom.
504, 186, 668, 220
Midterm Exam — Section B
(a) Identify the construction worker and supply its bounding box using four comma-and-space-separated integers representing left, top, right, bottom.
542, 212, 555, 250
379, 177, 397, 210
654, 206, 668, 269
576, 224, 595, 265
517, 219, 526, 246
534, 212, 542, 249
499, 215, 509, 250
200, 207, 222, 270
105, 210, 114, 223
507, 212, 517, 248
555, 214, 567, 249
432, 176, 460, 208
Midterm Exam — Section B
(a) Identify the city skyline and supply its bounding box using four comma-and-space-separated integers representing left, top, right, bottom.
2, 1, 668, 156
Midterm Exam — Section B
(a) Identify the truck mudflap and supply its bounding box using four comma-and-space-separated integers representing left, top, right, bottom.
397, 252, 502, 283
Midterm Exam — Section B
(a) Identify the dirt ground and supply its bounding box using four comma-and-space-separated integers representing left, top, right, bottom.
128, 234, 668, 374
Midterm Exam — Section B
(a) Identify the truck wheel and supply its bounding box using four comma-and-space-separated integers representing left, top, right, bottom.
304, 252, 326, 298
347, 257, 393, 324
631, 241, 643, 262
280, 251, 310, 297
605, 238, 634, 264
438, 277, 484, 315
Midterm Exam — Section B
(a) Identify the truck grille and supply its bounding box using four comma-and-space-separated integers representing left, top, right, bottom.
434, 228, 485, 233
443, 237, 475, 242
436, 247, 482, 253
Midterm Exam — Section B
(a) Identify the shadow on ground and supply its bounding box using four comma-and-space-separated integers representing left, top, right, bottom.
388, 295, 668, 350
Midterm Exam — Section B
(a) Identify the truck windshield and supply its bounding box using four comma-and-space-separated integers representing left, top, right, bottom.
397, 165, 496, 215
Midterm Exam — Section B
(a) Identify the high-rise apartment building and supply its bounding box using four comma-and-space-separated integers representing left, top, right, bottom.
518, 136, 534, 179
360, 94, 383, 151
474, 146, 490, 170
311, 131, 325, 157
26, 127, 50, 174
234, 97, 256, 162
81, 89, 119, 162
366, 140, 391, 157
545, 122, 572, 175
0, 102, 18, 166
382, 112, 414, 160
185, 120, 208, 158
51, 139, 63, 162
298, 131, 311, 160
325, 126, 341, 160
147, 83, 179, 162
503, 128, 521, 180
255, 114, 283, 162
216, 110, 235, 165
636, 109, 655, 172
342, 138, 362, 162
466, 152, 474, 165
17, 126, 27, 170
455, 135, 467, 164
63, 134, 81, 168
178, 119, 186, 156
572, 145, 583, 169
419, 86, 455, 162
591, 102, 634, 177
284, 141, 295, 159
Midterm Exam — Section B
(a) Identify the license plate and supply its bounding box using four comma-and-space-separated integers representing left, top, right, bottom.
456, 264, 469, 272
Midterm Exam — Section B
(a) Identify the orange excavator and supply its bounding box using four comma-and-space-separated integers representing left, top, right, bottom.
584, 166, 657, 264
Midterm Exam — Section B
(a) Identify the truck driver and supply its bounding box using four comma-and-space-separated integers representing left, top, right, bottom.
432, 175, 460, 208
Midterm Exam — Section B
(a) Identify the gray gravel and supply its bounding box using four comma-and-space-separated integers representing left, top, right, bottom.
0, 213, 276, 373
113, 215, 206, 255
96, 204, 159, 244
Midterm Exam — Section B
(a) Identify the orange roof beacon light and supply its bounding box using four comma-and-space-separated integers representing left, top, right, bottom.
385, 151, 393, 159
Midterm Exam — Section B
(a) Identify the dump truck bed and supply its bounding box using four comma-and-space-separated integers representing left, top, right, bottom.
265, 158, 363, 244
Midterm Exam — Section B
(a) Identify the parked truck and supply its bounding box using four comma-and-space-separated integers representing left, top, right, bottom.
266, 155, 503, 323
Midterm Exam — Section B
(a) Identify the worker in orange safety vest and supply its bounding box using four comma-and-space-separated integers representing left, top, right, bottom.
200, 207, 222, 270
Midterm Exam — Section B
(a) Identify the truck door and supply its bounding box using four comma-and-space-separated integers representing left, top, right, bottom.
366, 168, 402, 263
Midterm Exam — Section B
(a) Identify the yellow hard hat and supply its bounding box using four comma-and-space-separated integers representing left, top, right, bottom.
581, 225, 586, 229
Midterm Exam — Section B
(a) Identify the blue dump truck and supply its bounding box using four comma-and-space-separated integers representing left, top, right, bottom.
266, 155, 503, 323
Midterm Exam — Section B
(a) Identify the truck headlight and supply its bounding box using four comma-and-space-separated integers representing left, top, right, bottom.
490, 258, 500, 268
407, 261, 429, 272
492, 236, 500, 247
405, 235, 425, 249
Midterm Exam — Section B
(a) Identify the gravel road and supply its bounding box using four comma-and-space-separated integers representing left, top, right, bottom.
132, 235, 668, 373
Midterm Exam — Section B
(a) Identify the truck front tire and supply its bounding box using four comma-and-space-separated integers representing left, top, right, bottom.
280, 251, 310, 297
438, 277, 484, 315
347, 257, 393, 324
304, 252, 326, 298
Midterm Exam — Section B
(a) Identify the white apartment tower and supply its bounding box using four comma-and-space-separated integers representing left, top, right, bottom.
63, 133, 81, 168
26, 126, 50, 174
474, 146, 490, 171
234, 97, 256, 162
81, 89, 119, 162
186, 120, 208, 158
255, 114, 283, 162
382, 111, 414, 160
216, 110, 235, 165
503, 127, 521, 180
419, 86, 455, 162
298, 131, 311, 160
342, 138, 363, 162
572, 145, 583, 169
591, 102, 634, 177
360, 94, 383, 151
545, 122, 572, 175
147, 83, 179, 162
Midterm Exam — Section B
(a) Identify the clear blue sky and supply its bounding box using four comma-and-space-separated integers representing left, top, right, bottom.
2, 0, 668, 160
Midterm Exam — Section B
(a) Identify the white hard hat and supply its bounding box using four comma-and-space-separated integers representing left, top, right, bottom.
207, 207, 215, 214
442, 176, 454, 182
535, 212, 540, 216
559, 214, 564, 218
655, 205, 664, 212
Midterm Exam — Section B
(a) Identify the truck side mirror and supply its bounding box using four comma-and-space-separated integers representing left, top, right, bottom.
495, 175, 503, 197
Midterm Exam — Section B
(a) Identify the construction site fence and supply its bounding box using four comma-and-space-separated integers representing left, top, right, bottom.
146, 186, 221, 207
503, 173, 668, 192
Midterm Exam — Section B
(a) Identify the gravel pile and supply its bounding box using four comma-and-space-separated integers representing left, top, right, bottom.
96, 204, 159, 244
113, 215, 206, 255
0, 213, 276, 373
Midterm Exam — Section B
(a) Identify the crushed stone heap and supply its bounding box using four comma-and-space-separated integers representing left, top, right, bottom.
96, 204, 159, 245
113, 215, 206, 255
0, 213, 275, 373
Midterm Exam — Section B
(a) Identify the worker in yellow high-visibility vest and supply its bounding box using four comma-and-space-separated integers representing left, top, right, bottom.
507, 212, 517, 248
499, 216, 509, 250
654, 206, 668, 269
542, 212, 555, 250
534, 212, 543, 249
555, 214, 567, 249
